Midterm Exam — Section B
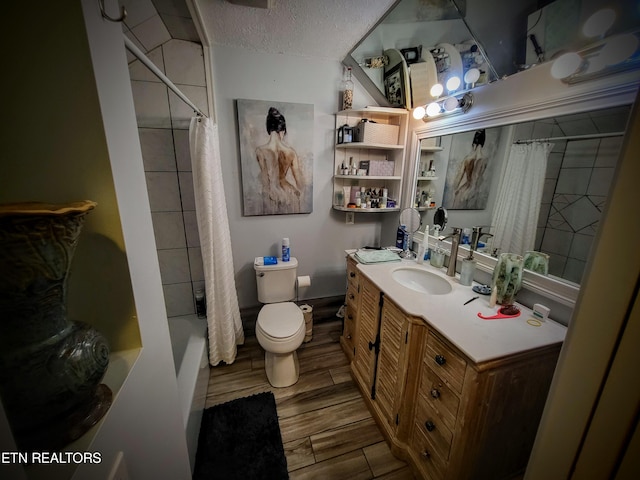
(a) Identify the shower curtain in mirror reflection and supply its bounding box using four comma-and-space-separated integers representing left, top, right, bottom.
236, 99, 314, 216
491, 142, 553, 256
442, 128, 501, 209
190, 117, 244, 366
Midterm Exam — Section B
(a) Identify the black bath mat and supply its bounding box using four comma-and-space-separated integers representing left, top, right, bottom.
193, 391, 289, 480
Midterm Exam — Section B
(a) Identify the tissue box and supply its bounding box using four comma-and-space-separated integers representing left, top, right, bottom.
369, 159, 396, 176
354, 122, 400, 145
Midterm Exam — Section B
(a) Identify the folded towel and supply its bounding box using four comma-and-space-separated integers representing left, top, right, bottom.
354, 249, 401, 264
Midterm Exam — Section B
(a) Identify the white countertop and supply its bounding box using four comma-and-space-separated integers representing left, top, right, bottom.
356, 257, 567, 364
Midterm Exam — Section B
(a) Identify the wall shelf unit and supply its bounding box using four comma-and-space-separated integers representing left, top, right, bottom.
333, 107, 408, 213
414, 140, 443, 210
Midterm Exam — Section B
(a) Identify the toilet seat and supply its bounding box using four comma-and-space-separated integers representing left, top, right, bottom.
257, 302, 304, 339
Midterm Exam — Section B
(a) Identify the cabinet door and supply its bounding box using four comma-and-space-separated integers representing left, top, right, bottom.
375, 297, 408, 430
352, 277, 380, 396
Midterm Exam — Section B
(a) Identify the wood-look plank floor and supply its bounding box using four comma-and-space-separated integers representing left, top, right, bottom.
205, 319, 416, 479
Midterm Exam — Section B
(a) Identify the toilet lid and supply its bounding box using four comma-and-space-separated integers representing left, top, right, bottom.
257, 303, 304, 338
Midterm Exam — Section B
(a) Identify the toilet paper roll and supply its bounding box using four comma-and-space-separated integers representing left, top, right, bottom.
297, 275, 311, 288
300, 304, 313, 343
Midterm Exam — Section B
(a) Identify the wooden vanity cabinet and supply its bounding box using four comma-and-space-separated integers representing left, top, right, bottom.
351, 275, 426, 441
411, 331, 561, 480
346, 262, 562, 480
351, 275, 380, 394
341, 256, 361, 360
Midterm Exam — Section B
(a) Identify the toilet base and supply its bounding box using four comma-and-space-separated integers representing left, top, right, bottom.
264, 350, 300, 388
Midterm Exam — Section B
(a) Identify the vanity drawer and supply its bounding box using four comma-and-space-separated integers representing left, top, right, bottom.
346, 257, 359, 289
414, 392, 454, 461
411, 419, 447, 480
342, 308, 355, 353
419, 362, 460, 433
425, 331, 467, 394
346, 283, 359, 309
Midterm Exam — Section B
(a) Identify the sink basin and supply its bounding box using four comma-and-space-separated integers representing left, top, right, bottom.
391, 267, 452, 295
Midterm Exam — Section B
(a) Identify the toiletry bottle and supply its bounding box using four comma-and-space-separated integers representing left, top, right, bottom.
282, 238, 290, 262
350, 158, 358, 176
195, 289, 206, 318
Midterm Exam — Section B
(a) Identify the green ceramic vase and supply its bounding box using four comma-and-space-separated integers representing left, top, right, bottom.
524, 250, 550, 275
0, 201, 112, 451
491, 253, 524, 305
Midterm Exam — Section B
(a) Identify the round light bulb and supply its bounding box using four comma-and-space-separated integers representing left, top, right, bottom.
583, 8, 616, 38
463, 68, 480, 85
430, 83, 444, 97
426, 102, 442, 117
443, 96, 459, 112
599, 33, 639, 66
550, 52, 583, 79
412, 106, 426, 120
446, 75, 461, 92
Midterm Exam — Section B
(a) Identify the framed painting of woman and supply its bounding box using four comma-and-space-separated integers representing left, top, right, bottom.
236, 99, 314, 216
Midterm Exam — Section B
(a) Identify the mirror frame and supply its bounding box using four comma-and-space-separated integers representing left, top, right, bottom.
407, 61, 639, 307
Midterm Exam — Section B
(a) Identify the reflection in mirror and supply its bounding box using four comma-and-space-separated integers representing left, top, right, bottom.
345, 0, 500, 108
415, 104, 631, 285
345, 0, 640, 109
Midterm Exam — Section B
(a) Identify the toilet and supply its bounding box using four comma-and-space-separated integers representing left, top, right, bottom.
254, 257, 306, 387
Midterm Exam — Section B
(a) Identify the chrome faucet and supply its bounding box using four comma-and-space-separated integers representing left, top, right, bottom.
438, 227, 462, 277
470, 226, 494, 259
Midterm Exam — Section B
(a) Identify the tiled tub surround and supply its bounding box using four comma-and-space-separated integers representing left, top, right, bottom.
515, 106, 630, 284
129, 38, 210, 317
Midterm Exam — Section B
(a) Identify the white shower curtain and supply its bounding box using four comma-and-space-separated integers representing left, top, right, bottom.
189, 117, 244, 365
491, 142, 553, 255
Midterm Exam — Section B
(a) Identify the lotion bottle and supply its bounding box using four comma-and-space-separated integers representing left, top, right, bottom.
416, 225, 429, 264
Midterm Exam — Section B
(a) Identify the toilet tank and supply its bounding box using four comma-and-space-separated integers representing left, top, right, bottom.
254, 257, 298, 303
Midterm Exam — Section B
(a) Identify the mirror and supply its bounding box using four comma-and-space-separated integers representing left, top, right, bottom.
433, 206, 448, 232
344, 0, 640, 109
399, 207, 421, 258
413, 104, 632, 286
344, 0, 500, 108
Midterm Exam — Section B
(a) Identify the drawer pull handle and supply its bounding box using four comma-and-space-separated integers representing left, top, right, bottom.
348, 314, 353, 320
430, 388, 440, 399
349, 272, 356, 278
422, 450, 430, 459
435, 354, 446, 366
425, 420, 436, 432
349, 293, 355, 300
346, 335, 352, 339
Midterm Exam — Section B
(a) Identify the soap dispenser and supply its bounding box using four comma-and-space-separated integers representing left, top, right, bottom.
460, 255, 476, 286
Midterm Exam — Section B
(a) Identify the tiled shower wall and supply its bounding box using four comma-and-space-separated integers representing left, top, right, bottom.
515, 106, 629, 285
128, 38, 210, 317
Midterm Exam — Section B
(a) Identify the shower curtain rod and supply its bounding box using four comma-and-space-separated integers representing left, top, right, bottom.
514, 131, 624, 144
123, 35, 207, 118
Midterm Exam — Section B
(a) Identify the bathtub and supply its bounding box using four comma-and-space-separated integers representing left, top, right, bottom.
168, 315, 209, 473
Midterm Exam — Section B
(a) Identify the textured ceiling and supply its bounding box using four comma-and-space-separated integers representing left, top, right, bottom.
196, 0, 397, 60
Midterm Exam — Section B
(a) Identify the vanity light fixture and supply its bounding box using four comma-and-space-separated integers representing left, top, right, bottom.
582, 7, 616, 38
446, 75, 461, 92
430, 83, 444, 97
418, 92, 473, 122
551, 8, 640, 84
412, 105, 426, 120
463, 68, 481, 88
